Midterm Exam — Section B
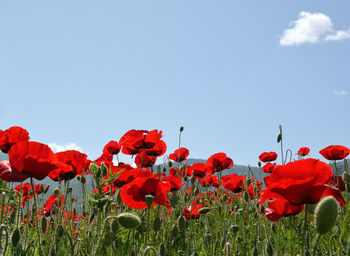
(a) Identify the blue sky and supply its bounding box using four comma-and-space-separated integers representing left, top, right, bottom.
1, 1, 349, 166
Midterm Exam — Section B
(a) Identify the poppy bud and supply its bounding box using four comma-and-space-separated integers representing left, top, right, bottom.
159, 243, 166, 256
171, 224, 178, 238
80, 176, 86, 184
183, 176, 188, 182
314, 196, 339, 234
145, 195, 154, 208
111, 219, 119, 233
177, 215, 186, 233
41, 216, 47, 233
117, 213, 142, 229
89, 163, 98, 174
44, 184, 50, 194
180, 126, 184, 132
116, 190, 122, 204
40, 184, 45, 193
153, 216, 161, 232
53, 187, 60, 196
190, 176, 196, 184
198, 207, 211, 214
57, 225, 64, 238
11, 229, 20, 247
193, 187, 199, 196
168, 161, 173, 168
277, 134, 282, 143
77, 176, 81, 181
265, 242, 274, 256
258, 162, 261, 167
100, 163, 108, 177
162, 167, 167, 173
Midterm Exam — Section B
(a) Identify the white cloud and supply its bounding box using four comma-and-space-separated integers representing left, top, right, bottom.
48, 142, 82, 153
280, 12, 350, 46
325, 29, 350, 41
333, 90, 348, 96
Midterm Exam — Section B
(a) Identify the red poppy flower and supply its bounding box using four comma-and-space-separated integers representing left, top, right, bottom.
48, 150, 88, 181
162, 175, 184, 192
0, 126, 30, 153
199, 175, 220, 188
184, 204, 203, 219
135, 151, 157, 168
259, 159, 345, 205
319, 145, 350, 161
113, 168, 152, 188
222, 174, 245, 193
8, 141, 59, 180
169, 147, 189, 163
207, 153, 233, 174
44, 194, 66, 217
0, 160, 28, 182
297, 147, 310, 156
259, 152, 278, 163
120, 129, 166, 155
188, 163, 207, 178
103, 141, 120, 155
120, 176, 171, 209
264, 197, 304, 222
261, 163, 277, 174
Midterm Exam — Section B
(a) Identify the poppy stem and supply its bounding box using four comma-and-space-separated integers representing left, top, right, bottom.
279, 125, 284, 165
30, 177, 42, 255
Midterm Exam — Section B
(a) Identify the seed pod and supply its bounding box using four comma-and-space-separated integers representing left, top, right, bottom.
314, 196, 338, 234
177, 215, 186, 233
111, 218, 119, 232
159, 243, 166, 256
11, 229, 20, 247
41, 216, 47, 233
145, 195, 154, 208
153, 216, 161, 232
230, 224, 239, 234
117, 213, 142, 229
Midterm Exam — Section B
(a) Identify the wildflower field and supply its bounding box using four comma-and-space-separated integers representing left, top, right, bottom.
0, 126, 349, 256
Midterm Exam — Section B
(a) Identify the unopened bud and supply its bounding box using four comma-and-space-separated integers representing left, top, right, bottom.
111, 219, 119, 232
180, 126, 184, 132
198, 207, 211, 214
44, 184, 50, 194
117, 213, 142, 229
177, 215, 186, 233
11, 229, 20, 247
100, 163, 108, 177
171, 224, 178, 238
53, 187, 60, 196
314, 196, 339, 234
153, 216, 161, 232
159, 243, 166, 256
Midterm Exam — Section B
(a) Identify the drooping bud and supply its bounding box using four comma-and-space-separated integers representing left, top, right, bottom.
198, 207, 211, 214
177, 215, 186, 233
223, 242, 231, 256
180, 126, 184, 132
100, 162, 108, 177
57, 225, 64, 238
117, 213, 142, 229
258, 161, 261, 167
80, 175, 86, 184
44, 184, 50, 194
190, 176, 196, 184
168, 161, 173, 168
41, 216, 47, 233
314, 196, 339, 234
265, 242, 274, 256
230, 224, 239, 234
11, 229, 20, 247
277, 134, 282, 143
171, 224, 178, 238
159, 243, 166, 256
111, 218, 119, 232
